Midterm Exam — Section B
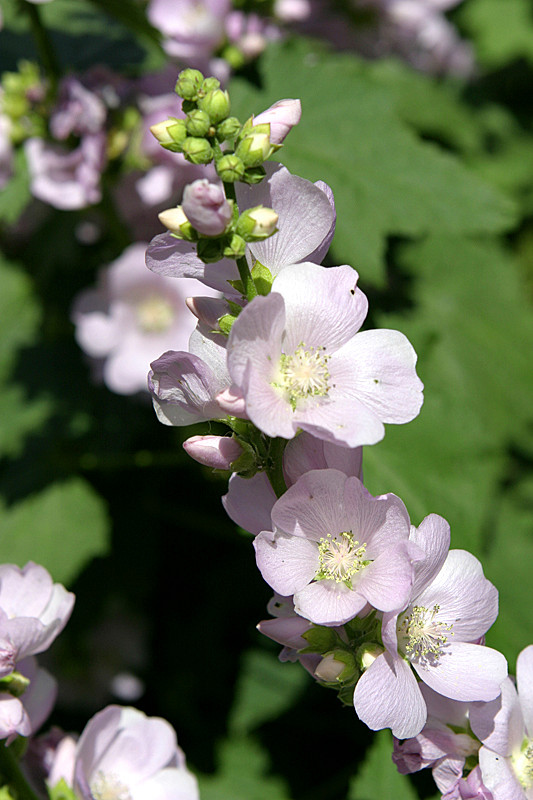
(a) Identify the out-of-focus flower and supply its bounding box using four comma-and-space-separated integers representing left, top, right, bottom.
0, 562, 73, 743
147, 0, 230, 67
25, 134, 106, 210
0, 562, 74, 670
50, 76, 107, 140
72, 242, 220, 395
0, 112, 13, 189
70, 705, 199, 800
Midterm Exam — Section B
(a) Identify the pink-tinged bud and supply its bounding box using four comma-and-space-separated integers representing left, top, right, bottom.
183, 435, 243, 470
182, 179, 232, 236
253, 99, 302, 145
186, 296, 231, 329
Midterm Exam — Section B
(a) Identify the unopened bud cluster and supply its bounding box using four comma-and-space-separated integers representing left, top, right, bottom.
158, 179, 278, 263
150, 68, 283, 184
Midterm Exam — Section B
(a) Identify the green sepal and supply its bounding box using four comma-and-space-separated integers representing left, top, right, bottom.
241, 166, 267, 185
225, 417, 252, 436
250, 262, 273, 295
337, 683, 358, 706
197, 238, 225, 263
229, 438, 259, 477
325, 650, 359, 684
227, 279, 245, 295
0, 787, 16, 800
218, 314, 238, 336
0, 671, 30, 698
300, 625, 339, 654
48, 779, 78, 800
222, 234, 246, 259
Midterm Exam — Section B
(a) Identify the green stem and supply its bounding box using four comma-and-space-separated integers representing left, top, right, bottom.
265, 437, 287, 498
0, 742, 41, 800
223, 181, 258, 302
22, 1, 61, 90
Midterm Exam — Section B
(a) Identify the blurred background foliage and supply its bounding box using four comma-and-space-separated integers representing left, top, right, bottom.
1, 0, 533, 798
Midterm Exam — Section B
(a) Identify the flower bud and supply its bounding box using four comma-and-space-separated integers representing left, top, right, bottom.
183, 435, 243, 470
216, 116, 242, 142
242, 166, 267, 185
185, 109, 212, 138
223, 233, 247, 259
149, 118, 187, 152
157, 206, 195, 240
237, 206, 278, 240
182, 180, 232, 236
199, 76, 221, 96
315, 651, 358, 684
357, 643, 384, 671
216, 154, 245, 183
253, 98, 302, 144
235, 130, 273, 167
175, 68, 204, 100
198, 89, 231, 124
181, 136, 214, 165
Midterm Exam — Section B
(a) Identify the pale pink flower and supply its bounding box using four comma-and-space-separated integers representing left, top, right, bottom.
254, 469, 418, 625
470, 645, 533, 800
72, 705, 199, 800
226, 262, 423, 447
353, 516, 507, 739
222, 431, 362, 535
0, 562, 74, 669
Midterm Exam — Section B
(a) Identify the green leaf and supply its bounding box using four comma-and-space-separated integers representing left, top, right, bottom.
458, 0, 533, 68
0, 478, 110, 585
0, 255, 52, 458
229, 649, 308, 735
230, 39, 516, 284
0, 150, 31, 225
197, 736, 292, 800
363, 235, 533, 555
348, 730, 418, 800
483, 475, 533, 666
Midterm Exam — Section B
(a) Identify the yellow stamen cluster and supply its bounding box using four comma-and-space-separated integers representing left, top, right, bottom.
136, 294, 175, 333
91, 771, 132, 800
277, 342, 330, 409
316, 531, 368, 585
398, 604, 453, 663
512, 740, 533, 789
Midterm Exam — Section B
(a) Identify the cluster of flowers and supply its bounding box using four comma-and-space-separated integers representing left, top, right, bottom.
0, 560, 198, 799
139, 68, 533, 800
